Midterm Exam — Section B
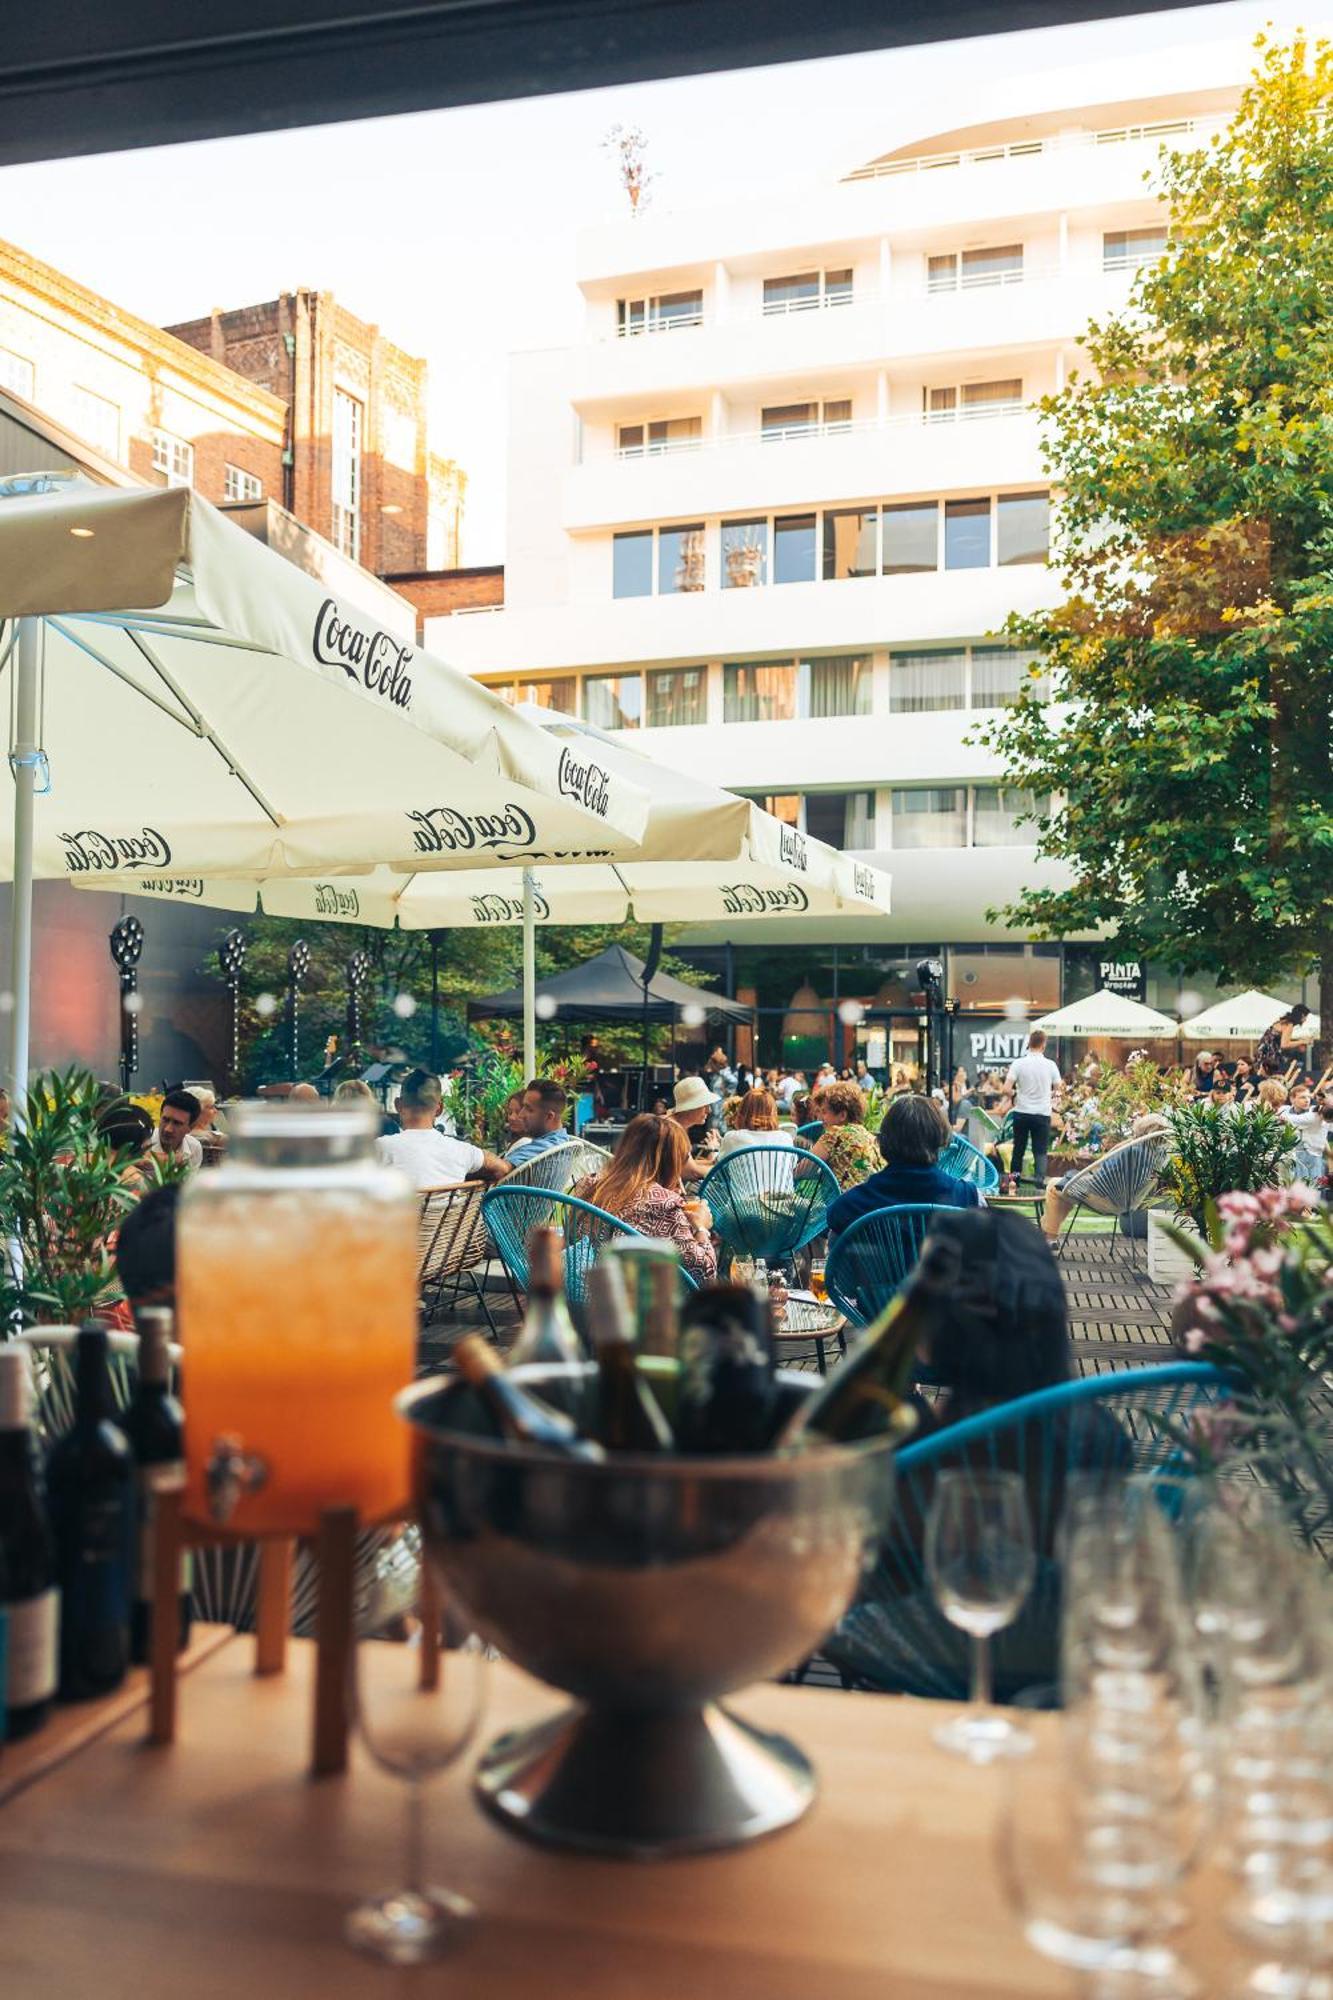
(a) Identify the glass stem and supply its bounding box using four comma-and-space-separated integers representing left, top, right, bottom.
970, 1632, 992, 1712
405, 1777, 425, 1898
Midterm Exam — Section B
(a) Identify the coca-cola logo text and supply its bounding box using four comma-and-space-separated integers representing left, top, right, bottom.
313, 598, 413, 710
853, 865, 877, 902
407, 803, 537, 857
779, 823, 808, 871
469, 890, 552, 924
556, 745, 610, 819
61, 827, 172, 873
314, 883, 360, 918
126, 876, 204, 900
720, 882, 810, 916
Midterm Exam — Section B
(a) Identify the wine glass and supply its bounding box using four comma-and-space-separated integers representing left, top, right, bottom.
925, 1469, 1036, 1760
346, 1527, 487, 1965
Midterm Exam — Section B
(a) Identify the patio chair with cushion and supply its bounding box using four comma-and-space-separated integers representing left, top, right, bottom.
698, 1145, 838, 1268
1050, 1130, 1173, 1259
416, 1181, 497, 1335
825, 1203, 950, 1327
824, 1360, 1226, 1703
480, 1184, 699, 1309
937, 1132, 1001, 1193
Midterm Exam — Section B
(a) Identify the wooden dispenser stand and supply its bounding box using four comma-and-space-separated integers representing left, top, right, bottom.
147, 1484, 360, 1778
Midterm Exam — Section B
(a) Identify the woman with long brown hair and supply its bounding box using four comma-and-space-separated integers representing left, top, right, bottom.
574, 1113, 716, 1283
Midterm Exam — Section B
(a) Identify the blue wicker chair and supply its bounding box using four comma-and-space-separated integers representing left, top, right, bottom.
825, 1203, 951, 1326
823, 1361, 1226, 1703
480, 1184, 699, 1307
1050, 1131, 1173, 1259
938, 1132, 1001, 1193
795, 1120, 824, 1148
699, 1145, 838, 1267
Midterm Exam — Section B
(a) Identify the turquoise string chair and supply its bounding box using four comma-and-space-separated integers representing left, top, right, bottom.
937, 1132, 1001, 1193
823, 1361, 1227, 1703
480, 1184, 699, 1307
699, 1145, 838, 1267
825, 1203, 951, 1326
795, 1120, 824, 1148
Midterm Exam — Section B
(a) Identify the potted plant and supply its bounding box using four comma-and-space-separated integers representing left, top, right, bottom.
1149, 1100, 1299, 1284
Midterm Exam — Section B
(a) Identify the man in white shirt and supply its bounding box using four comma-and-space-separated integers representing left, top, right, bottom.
1004, 1030, 1064, 1187
150, 1089, 204, 1172
375, 1069, 508, 1190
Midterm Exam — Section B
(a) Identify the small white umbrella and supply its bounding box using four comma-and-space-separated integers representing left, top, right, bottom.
1179, 989, 1319, 1042
0, 479, 650, 1088
1031, 988, 1178, 1038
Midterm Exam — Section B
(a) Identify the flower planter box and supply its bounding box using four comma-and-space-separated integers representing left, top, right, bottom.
1147, 1209, 1204, 1287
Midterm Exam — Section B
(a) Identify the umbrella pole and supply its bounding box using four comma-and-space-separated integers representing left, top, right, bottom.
7, 618, 40, 1102
521, 867, 536, 1081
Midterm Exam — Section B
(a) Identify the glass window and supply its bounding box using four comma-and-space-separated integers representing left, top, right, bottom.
658, 523, 705, 593
613, 530, 654, 598
950, 945, 1060, 1010
882, 501, 938, 573
970, 647, 1048, 709
926, 387, 957, 421
582, 672, 642, 730
961, 244, 1023, 288
617, 299, 646, 337
962, 378, 1023, 416
890, 787, 968, 849
747, 792, 801, 825
927, 254, 959, 294
763, 272, 820, 315
1103, 226, 1168, 271
823, 508, 878, 580
774, 513, 817, 585
150, 428, 193, 489
998, 490, 1050, 565
822, 398, 852, 431
0, 346, 34, 399
972, 786, 1046, 846
517, 678, 576, 714
620, 416, 701, 456
825, 268, 853, 305
724, 662, 797, 723
646, 667, 707, 728
73, 386, 121, 459
762, 402, 817, 440
890, 650, 967, 713
945, 498, 991, 569
652, 290, 703, 330
722, 517, 768, 588
618, 422, 644, 453
331, 387, 362, 559
805, 790, 876, 850
802, 654, 872, 718
224, 464, 263, 503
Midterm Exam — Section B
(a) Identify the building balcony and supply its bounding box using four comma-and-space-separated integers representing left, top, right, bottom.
429, 562, 1062, 677
626, 706, 1008, 791
564, 408, 1045, 529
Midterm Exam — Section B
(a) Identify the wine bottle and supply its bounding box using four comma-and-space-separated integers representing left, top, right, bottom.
46, 1323, 136, 1700
587, 1263, 673, 1454
452, 1336, 606, 1462
508, 1227, 583, 1369
777, 1231, 963, 1447
122, 1310, 191, 1666
0, 1346, 58, 1740
675, 1283, 776, 1454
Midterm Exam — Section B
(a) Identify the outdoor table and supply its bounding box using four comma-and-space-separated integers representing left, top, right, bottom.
985, 1189, 1049, 1228
0, 1634, 1241, 1998
774, 1293, 846, 1373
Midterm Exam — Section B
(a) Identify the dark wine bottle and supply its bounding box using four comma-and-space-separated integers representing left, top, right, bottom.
122, 1310, 191, 1666
46, 1323, 136, 1700
587, 1263, 673, 1454
508, 1227, 583, 1368
0, 1345, 58, 1740
777, 1231, 963, 1447
452, 1336, 606, 1462
675, 1283, 776, 1454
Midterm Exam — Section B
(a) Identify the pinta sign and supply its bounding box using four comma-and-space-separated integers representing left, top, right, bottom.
1098, 959, 1146, 1001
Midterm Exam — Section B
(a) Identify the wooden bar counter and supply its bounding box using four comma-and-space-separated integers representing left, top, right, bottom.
0, 1637, 1238, 1998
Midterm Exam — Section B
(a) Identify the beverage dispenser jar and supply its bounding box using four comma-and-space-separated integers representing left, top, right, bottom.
178, 1100, 417, 1535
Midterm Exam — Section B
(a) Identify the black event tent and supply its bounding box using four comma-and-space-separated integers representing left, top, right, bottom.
466, 944, 752, 1025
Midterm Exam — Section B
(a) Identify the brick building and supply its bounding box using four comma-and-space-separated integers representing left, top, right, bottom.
167, 291, 465, 577
384, 562, 504, 639
0, 237, 286, 505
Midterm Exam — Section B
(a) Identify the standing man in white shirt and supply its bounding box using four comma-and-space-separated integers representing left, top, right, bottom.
1004, 1030, 1064, 1188
374, 1069, 508, 1190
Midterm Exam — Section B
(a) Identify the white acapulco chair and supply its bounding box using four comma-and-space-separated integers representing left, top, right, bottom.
1049, 1131, 1174, 1266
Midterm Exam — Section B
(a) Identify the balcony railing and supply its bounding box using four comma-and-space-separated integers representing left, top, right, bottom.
603, 402, 1032, 462
843, 111, 1230, 183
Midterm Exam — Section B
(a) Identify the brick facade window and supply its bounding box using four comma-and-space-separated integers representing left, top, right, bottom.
151, 428, 194, 487
224, 463, 263, 502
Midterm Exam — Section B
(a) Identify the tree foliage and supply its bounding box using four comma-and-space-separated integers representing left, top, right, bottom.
982, 37, 1333, 1035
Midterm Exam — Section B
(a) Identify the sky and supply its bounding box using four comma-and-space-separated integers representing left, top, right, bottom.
0, 0, 1325, 561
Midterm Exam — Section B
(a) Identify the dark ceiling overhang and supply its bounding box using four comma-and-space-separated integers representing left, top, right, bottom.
5, 0, 1214, 168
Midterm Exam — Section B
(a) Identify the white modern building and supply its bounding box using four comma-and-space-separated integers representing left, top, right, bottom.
435, 78, 1244, 1063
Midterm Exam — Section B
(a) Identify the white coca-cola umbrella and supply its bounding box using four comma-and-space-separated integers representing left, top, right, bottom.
0, 478, 651, 1091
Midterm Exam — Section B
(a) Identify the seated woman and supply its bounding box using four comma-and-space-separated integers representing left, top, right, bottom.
575, 1113, 717, 1284
827, 1094, 982, 1238
809, 1080, 879, 1191
1040, 1112, 1171, 1238
715, 1086, 794, 1161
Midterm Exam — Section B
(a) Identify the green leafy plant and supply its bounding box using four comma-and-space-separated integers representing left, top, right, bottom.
1082, 1058, 1194, 1144
1160, 1100, 1298, 1234
0, 1068, 159, 1327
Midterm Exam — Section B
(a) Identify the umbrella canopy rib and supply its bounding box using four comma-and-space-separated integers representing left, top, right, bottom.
124, 627, 283, 830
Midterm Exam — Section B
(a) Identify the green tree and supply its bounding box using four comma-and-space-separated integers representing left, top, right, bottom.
982, 37, 1333, 1048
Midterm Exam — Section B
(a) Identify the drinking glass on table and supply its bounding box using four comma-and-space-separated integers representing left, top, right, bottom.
346, 1528, 487, 1965
808, 1257, 828, 1306
925, 1470, 1036, 1761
